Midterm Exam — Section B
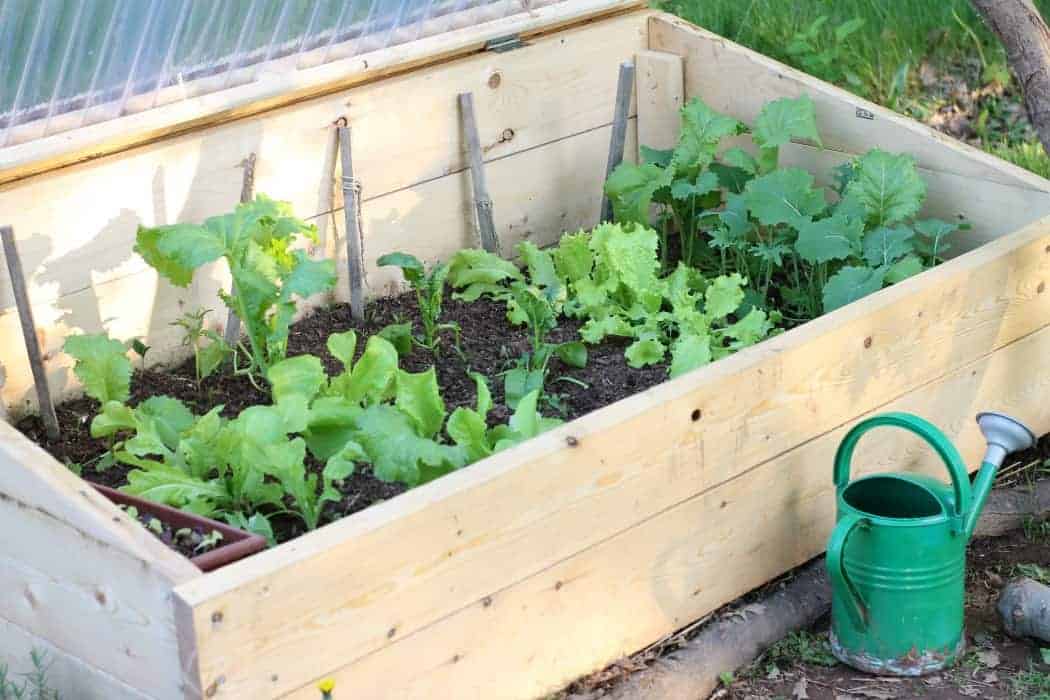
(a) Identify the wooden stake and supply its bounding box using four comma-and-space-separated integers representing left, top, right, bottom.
458, 92, 501, 255
338, 125, 366, 320
601, 61, 635, 223
1, 226, 59, 439
223, 153, 257, 346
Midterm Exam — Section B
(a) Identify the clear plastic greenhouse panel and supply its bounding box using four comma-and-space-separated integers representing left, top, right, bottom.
0, 0, 560, 147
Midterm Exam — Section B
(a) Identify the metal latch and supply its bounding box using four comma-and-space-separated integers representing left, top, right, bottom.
484, 33, 526, 52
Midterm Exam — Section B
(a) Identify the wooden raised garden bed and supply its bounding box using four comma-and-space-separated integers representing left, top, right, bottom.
5, 4, 1050, 699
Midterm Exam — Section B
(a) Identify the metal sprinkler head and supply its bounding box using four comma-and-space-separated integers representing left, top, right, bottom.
976, 412, 1036, 467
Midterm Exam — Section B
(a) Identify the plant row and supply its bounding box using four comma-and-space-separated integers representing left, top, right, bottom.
61, 92, 960, 545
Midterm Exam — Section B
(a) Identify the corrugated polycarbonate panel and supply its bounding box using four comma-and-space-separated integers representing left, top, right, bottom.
0, 0, 545, 146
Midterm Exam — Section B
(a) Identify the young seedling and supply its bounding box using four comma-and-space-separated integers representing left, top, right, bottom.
377, 252, 461, 356
171, 308, 232, 388
502, 282, 587, 409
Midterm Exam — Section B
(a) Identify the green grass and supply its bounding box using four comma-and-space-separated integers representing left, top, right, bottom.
1012, 665, 1050, 699
657, 0, 1050, 176
765, 631, 838, 668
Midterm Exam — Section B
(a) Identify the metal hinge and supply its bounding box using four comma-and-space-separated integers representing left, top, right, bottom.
484, 33, 526, 52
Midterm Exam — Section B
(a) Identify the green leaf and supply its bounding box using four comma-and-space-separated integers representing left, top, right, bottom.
123, 467, 229, 508
845, 149, 926, 226
719, 192, 751, 240
341, 335, 398, 405
353, 405, 462, 486
517, 241, 561, 296
281, 251, 337, 301
323, 442, 363, 483
395, 368, 446, 439
640, 145, 674, 166
580, 314, 633, 343
673, 98, 743, 174
90, 401, 137, 439
752, 95, 822, 150
377, 323, 413, 356
326, 330, 357, 369
134, 225, 220, 289
504, 367, 545, 410
670, 170, 721, 201
822, 265, 887, 312
152, 223, 227, 278
670, 333, 712, 378
137, 396, 195, 448
705, 273, 747, 319
708, 164, 752, 194
225, 512, 275, 547
863, 225, 915, 266
447, 249, 521, 287
64, 333, 132, 404
721, 147, 758, 174
304, 397, 363, 460
447, 408, 492, 463
604, 161, 673, 226
625, 336, 666, 367
267, 354, 326, 405
508, 389, 543, 438
377, 251, 425, 285
913, 218, 958, 260
197, 337, 231, 380
555, 341, 588, 369
743, 168, 826, 228
723, 308, 773, 347
795, 214, 863, 264
884, 254, 925, 284
553, 232, 593, 283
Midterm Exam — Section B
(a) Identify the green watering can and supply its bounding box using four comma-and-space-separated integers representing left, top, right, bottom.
828, 411, 1035, 676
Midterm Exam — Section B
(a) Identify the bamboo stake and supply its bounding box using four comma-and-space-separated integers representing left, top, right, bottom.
223, 152, 257, 346
1, 225, 59, 439
458, 92, 501, 255
601, 61, 636, 223
338, 125, 366, 320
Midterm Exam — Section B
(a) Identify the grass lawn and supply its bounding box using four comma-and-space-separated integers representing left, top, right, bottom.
659, 0, 1050, 178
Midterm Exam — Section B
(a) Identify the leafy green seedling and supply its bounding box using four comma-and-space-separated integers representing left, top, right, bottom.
137, 194, 336, 385
171, 308, 233, 387
377, 252, 460, 356
196, 530, 224, 553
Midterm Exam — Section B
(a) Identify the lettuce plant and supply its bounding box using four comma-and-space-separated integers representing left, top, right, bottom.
135, 195, 336, 384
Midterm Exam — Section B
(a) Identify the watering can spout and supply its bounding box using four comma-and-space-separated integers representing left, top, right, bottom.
963, 412, 1037, 538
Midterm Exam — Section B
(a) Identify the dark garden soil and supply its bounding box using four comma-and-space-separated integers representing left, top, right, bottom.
17, 293, 669, 545
560, 525, 1050, 700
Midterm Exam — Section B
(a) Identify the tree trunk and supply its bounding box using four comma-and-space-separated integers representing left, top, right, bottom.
971, 0, 1050, 154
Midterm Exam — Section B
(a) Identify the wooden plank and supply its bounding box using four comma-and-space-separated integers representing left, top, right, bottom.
0, 420, 200, 583
0, 0, 649, 187
0, 618, 153, 700
280, 319, 1050, 699
0, 121, 636, 414
459, 92, 501, 254
1, 225, 58, 438
634, 50, 684, 153
648, 13, 1050, 194
0, 492, 187, 698
601, 61, 636, 222
175, 215, 1050, 698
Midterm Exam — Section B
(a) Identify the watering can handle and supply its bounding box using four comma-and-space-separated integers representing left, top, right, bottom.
826, 512, 869, 630
833, 412, 972, 520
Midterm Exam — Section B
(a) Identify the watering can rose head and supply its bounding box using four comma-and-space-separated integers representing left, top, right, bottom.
826, 411, 1035, 676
